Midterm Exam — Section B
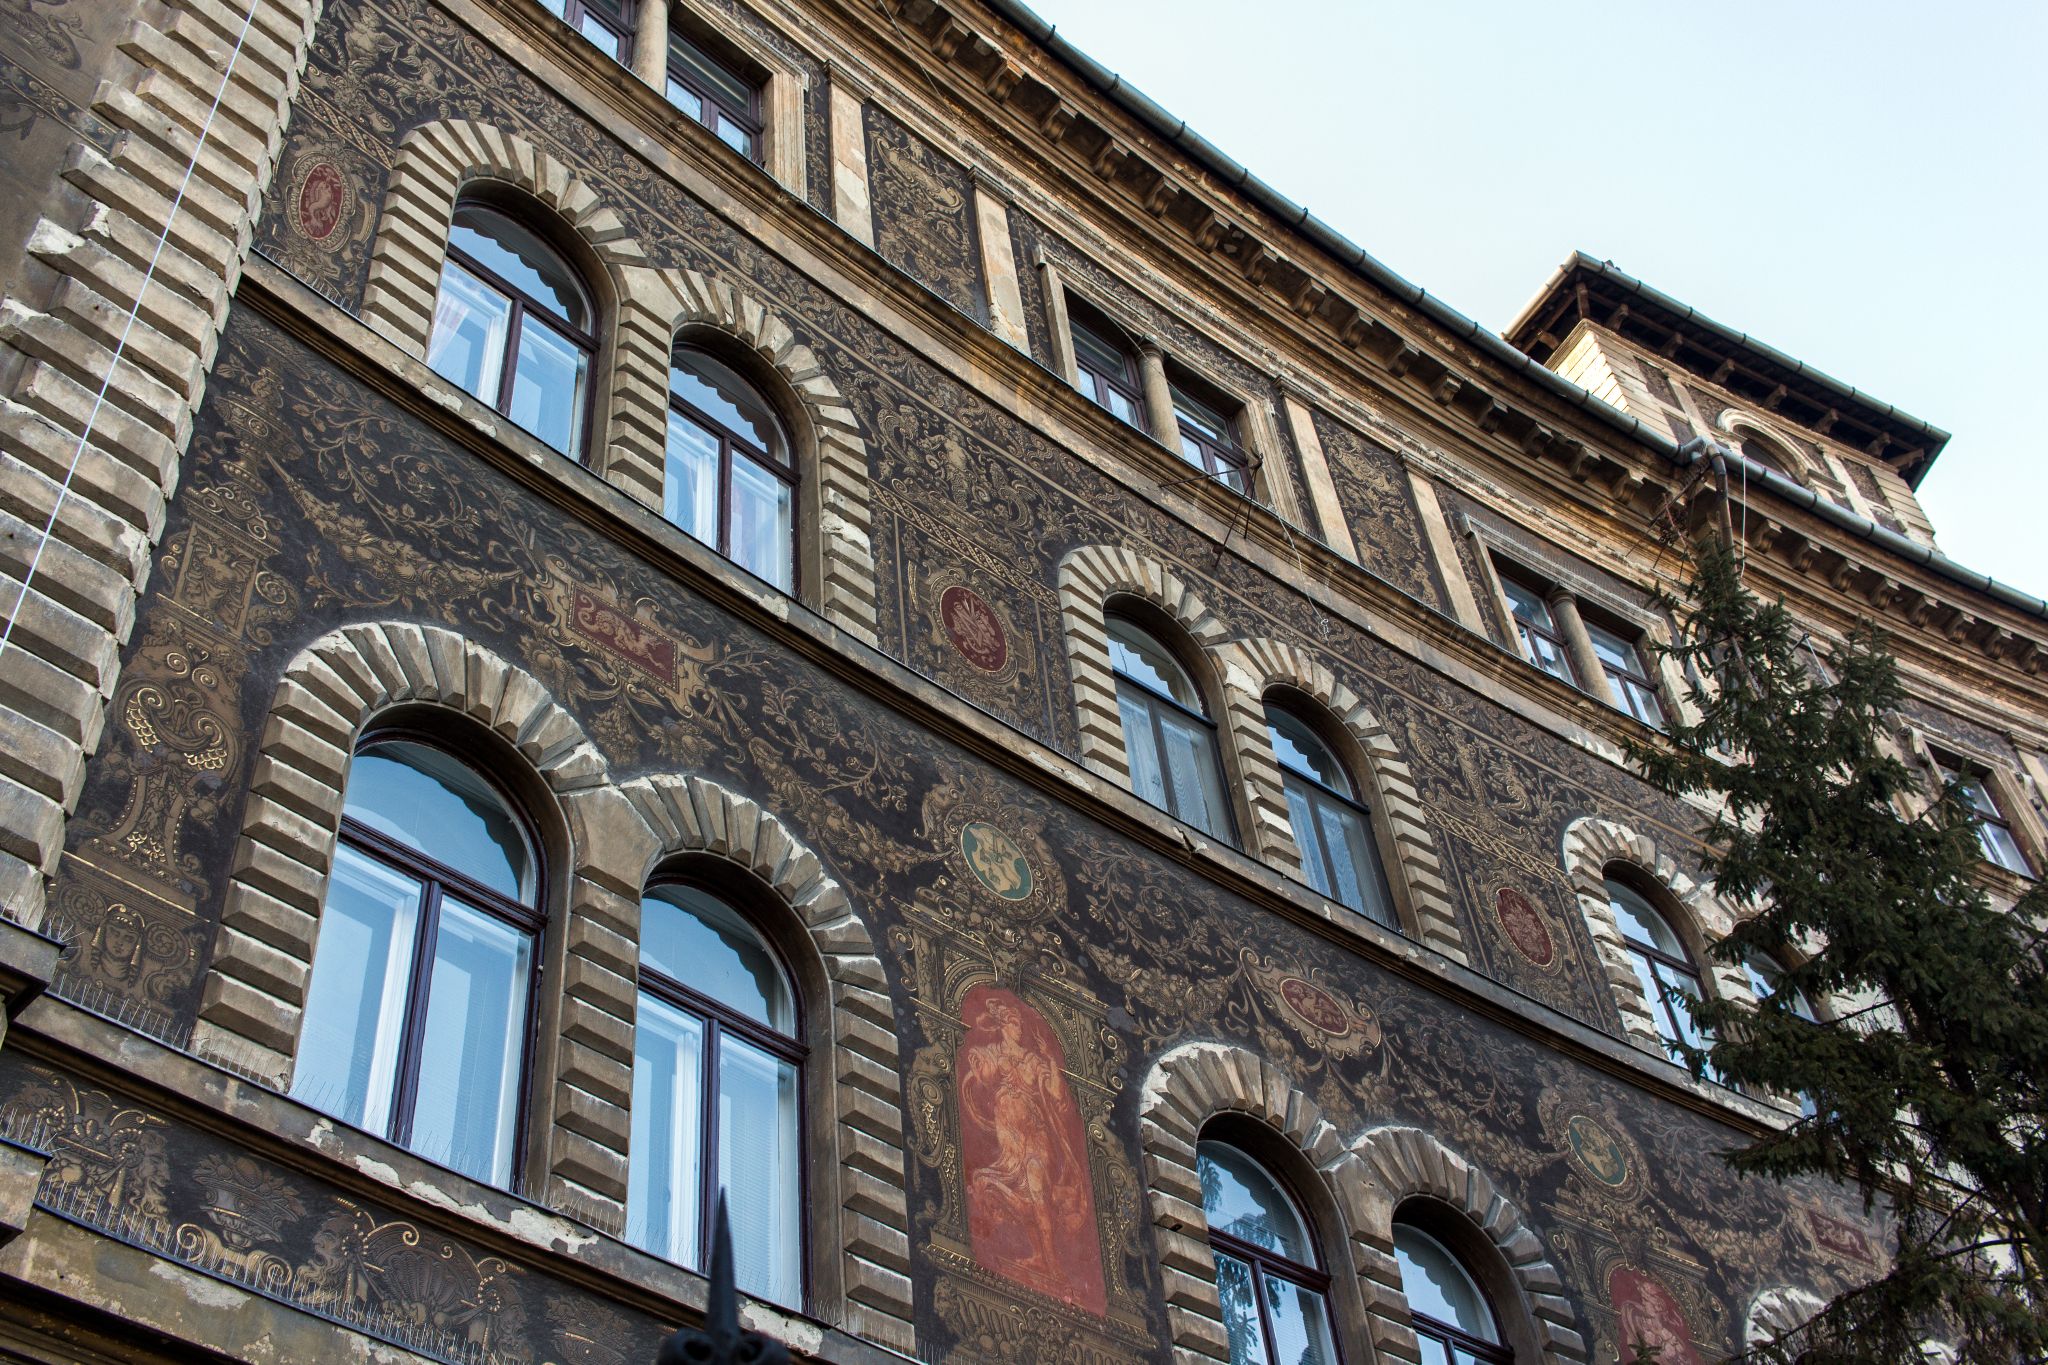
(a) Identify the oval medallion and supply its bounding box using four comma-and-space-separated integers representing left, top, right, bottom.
1278, 976, 1352, 1038
960, 820, 1033, 901
940, 585, 1007, 672
294, 161, 347, 242
1566, 1113, 1632, 1188
1493, 885, 1556, 967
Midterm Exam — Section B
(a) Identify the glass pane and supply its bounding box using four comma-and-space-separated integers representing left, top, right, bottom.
1500, 577, 1554, 631
641, 885, 794, 1032
1196, 1141, 1314, 1262
671, 33, 754, 111
1585, 621, 1641, 675
665, 78, 705, 119
409, 899, 532, 1187
1107, 619, 1200, 708
1607, 882, 1686, 958
729, 453, 794, 591
1266, 706, 1349, 793
1212, 1250, 1265, 1365
671, 349, 784, 462
1982, 822, 2033, 875
344, 742, 533, 903
1264, 1276, 1338, 1365
714, 114, 754, 157
1072, 323, 1133, 382
717, 1033, 801, 1305
664, 408, 723, 547
1521, 626, 1575, 683
1172, 387, 1233, 446
449, 205, 588, 328
1177, 430, 1210, 473
1659, 963, 1709, 1052
291, 844, 422, 1134
509, 314, 589, 455
1316, 796, 1372, 914
1284, 780, 1331, 898
628, 994, 705, 1266
1393, 1224, 1500, 1342
1627, 950, 1677, 1048
1106, 387, 1141, 426
577, 14, 622, 58
1160, 707, 1230, 841
1119, 689, 1169, 810
426, 260, 511, 406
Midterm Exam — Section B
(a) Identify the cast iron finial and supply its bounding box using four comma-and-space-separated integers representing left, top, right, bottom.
654, 1194, 791, 1365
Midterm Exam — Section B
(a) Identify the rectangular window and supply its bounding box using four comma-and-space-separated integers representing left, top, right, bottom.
1072, 319, 1143, 427
668, 30, 764, 163
1585, 619, 1666, 729
1497, 571, 1577, 685
1170, 382, 1247, 494
543, 0, 634, 61
1934, 752, 2035, 877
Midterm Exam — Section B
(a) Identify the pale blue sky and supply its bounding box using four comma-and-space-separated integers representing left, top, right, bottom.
1026, 0, 2048, 597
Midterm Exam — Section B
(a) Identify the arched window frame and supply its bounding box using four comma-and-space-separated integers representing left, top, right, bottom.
663, 341, 800, 592
1195, 1130, 1343, 1365
307, 729, 548, 1182
1560, 817, 1749, 1060
1606, 873, 1712, 1062
429, 196, 604, 460
628, 872, 809, 1303
1392, 1216, 1515, 1365
1262, 693, 1398, 930
1105, 604, 1240, 846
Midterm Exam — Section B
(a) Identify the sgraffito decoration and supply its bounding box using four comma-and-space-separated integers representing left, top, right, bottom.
957, 984, 1107, 1314
1610, 1265, 1704, 1365
941, 585, 1009, 674
0, 1057, 672, 1365
863, 103, 984, 320
899, 894, 1153, 1362
1493, 884, 1559, 969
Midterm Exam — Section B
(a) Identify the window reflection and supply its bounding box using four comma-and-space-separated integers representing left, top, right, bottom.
665, 347, 797, 592
294, 739, 540, 1190
1197, 1141, 1338, 1365
1108, 618, 1234, 843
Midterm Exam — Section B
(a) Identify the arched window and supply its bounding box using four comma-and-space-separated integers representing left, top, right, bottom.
1607, 877, 1709, 1060
1069, 302, 1144, 427
665, 346, 796, 591
1196, 1139, 1338, 1365
1109, 615, 1234, 843
627, 882, 803, 1306
1393, 1222, 1512, 1365
292, 738, 541, 1189
427, 200, 595, 457
1265, 699, 1396, 928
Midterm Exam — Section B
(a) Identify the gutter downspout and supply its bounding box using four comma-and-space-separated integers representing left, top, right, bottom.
975, 0, 2046, 624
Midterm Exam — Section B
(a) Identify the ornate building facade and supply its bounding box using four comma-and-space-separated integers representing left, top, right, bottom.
0, 0, 2039, 1361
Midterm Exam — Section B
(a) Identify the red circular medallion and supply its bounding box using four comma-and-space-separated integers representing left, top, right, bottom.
1278, 976, 1352, 1038
1493, 886, 1556, 967
940, 585, 1007, 672
296, 162, 346, 241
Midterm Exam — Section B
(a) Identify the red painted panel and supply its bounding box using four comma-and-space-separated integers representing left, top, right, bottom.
956, 985, 1107, 1314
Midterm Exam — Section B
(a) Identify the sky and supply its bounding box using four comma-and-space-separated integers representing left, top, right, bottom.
1022, 0, 2048, 598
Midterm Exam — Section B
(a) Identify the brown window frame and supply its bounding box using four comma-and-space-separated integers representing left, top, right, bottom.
1168, 377, 1249, 494
1495, 568, 1578, 686
636, 879, 810, 1291
1931, 749, 2036, 878
1068, 307, 1146, 427
442, 209, 600, 462
552, 0, 635, 61
1583, 615, 1666, 729
666, 347, 800, 592
333, 732, 547, 1186
666, 28, 766, 164
1395, 1223, 1513, 1365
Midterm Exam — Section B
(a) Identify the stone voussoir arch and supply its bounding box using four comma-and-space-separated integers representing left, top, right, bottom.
360, 117, 649, 361
1137, 1041, 1374, 1365
1221, 636, 1468, 964
615, 773, 914, 1353
1057, 544, 1231, 793
609, 266, 879, 645
1351, 1125, 1589, 1365
192, 620, 611, 1088
1560, 816, 1749, 1053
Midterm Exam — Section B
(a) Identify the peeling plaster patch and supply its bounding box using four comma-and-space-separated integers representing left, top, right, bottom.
151, 1257, 249, 1309
741, 1303, 824, 1355
508, 1203, 598, 1252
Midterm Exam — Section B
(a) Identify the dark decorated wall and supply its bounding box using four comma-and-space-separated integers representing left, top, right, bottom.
2, 0, 1904, 1361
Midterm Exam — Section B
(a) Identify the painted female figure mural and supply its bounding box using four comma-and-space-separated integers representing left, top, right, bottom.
956, 984, 1107, 1314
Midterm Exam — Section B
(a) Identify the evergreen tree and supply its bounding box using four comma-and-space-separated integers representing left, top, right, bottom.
1631, 538, 2048, 1364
